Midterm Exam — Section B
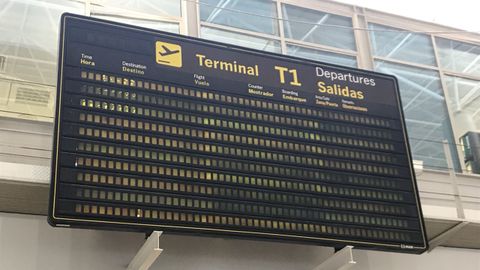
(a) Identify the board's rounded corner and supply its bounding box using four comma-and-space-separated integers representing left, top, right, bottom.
47, 214, 59, 227
60, 12, 78, 21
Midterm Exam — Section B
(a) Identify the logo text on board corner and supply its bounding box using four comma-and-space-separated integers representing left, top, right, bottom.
155, 41, 182, 68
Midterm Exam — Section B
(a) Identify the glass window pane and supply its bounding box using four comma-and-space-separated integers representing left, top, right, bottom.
201, 27, 281, 53
444, 76, 480, 136
376, 61, 460, 171
200, 0, 278, 35
282, 4, 356, 51
0, 0, 84, 86
93, 16, 179, 33
369, 23, 436, 66
95, 0, 181, 17
436, 37, 480, 77
286, 44, 357, 67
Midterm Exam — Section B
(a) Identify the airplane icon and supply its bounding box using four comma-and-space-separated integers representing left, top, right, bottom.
155, 41, 182, 68
158, 45, 180, 56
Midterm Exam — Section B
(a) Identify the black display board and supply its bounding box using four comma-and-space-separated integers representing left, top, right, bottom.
49, 13, 428, 253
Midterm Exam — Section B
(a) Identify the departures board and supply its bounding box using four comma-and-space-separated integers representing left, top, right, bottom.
49, 13, 428, 253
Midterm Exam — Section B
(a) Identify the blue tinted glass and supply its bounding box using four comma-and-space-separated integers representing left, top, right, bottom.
0, 0, 84, 86
282, 4, 356, 51
436, 37, 480, 77
369, 23, 436, 66
376, 61, 459, 171
200, 0, 278, 35
444, 76, 480, 137
201, 27, 281, 53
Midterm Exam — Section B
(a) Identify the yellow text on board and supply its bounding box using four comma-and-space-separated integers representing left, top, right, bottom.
196, 54, 259, 77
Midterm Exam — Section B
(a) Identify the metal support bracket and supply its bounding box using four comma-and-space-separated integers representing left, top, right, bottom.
428, 221, 469, 251
443, 140, 466, 219
313, 246, 356, 270
127, 231, 164, 270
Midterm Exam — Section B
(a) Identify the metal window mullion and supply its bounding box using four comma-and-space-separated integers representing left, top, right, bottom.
373, 56, 440, 71
183, 0, 199, 36
441, 70, 480, 81
352, 6, 373, 70
432, 36, 468, 173
284, 38, 356, 56
275, 0, 287, 54
85, 0, 91, 16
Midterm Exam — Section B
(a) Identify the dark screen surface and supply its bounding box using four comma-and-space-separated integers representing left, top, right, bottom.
49, 13, 428, 253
